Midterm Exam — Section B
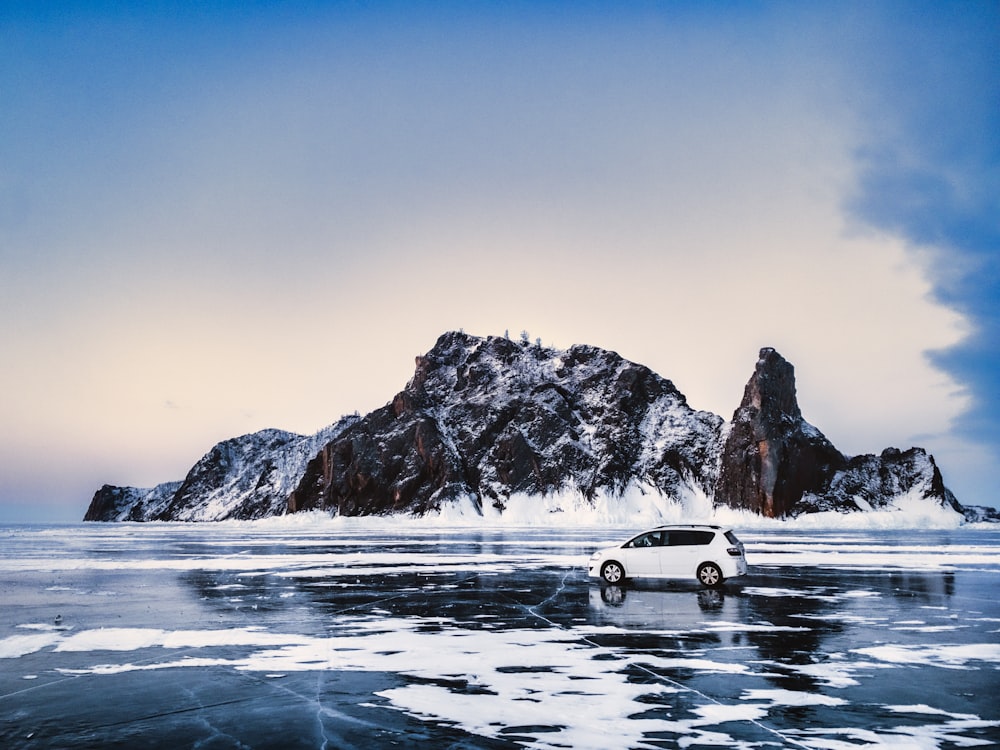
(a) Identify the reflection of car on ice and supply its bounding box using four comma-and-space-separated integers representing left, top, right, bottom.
593, 584, 726, 615
588, 524, 747, 587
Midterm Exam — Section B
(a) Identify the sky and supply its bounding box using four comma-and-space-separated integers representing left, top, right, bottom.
1, 1, 997, 523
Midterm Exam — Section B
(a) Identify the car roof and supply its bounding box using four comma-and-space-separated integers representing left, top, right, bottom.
643, 524, 727, 532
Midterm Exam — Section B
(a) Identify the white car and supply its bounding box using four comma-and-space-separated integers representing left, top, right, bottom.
588, 525, 747, 587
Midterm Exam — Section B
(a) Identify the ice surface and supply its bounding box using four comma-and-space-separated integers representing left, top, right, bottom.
1, 523, 998, 749
853, 643, 1000, 668
0, 633, 61, 659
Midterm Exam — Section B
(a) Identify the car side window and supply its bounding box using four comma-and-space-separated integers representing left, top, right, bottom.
627, 532, 664, 548
667, 530, 715, 546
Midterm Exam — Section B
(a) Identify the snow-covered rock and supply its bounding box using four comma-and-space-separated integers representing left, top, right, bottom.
960, 504, 1000, 524
287, 331, 722, 517
85, 419, 357, 521
153, 422, 356, 521
84, 481, 183, 522
84, 332, 969, 523
796, 447, 962, 516
713, 348, 964, 520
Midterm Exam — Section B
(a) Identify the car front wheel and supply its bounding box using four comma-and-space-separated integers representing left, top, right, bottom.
601, 561, 624, 584
697, 562, 723, 588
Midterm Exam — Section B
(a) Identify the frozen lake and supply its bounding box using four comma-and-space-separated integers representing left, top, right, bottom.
2, 521, 999, 749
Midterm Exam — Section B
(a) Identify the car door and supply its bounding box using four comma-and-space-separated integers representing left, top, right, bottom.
622, 531, 665, 576
662, 530, 713, 576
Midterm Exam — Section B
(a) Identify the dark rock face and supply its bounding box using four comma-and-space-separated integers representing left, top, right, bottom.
288, 331, 723, 516
714, 348, 846, 518
85, 332, 966, 522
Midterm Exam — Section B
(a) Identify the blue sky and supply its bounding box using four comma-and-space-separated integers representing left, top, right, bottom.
1, 1, 997, 522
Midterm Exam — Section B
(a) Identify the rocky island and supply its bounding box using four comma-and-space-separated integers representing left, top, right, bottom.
85, 331, 974, 523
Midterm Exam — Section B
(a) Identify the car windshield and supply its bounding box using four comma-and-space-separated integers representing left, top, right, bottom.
724, 530, 741, 545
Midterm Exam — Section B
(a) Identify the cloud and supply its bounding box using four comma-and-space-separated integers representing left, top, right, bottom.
837, 1, 1000, 502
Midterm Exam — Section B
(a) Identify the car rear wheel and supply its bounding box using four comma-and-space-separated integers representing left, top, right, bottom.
601, 560, 624, 584
697, 562, 723, 588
